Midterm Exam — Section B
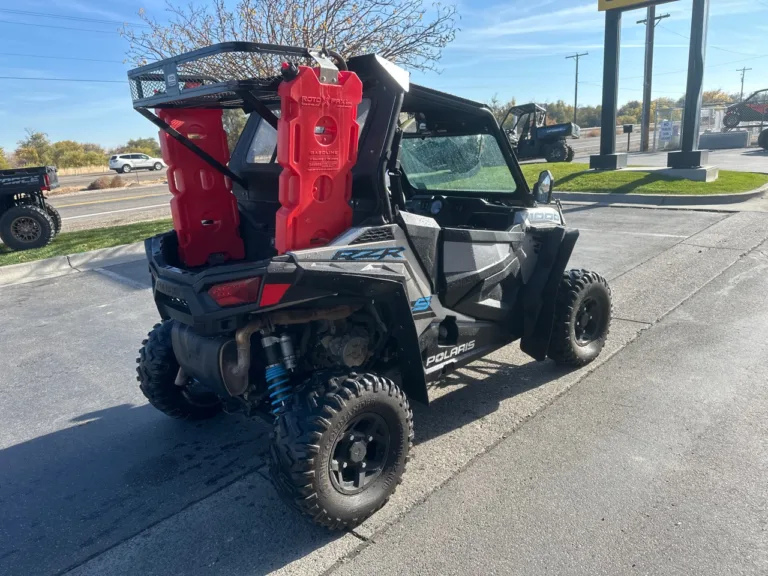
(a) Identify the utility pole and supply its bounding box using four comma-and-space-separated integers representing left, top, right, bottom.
737, 67, 752, 101
638, 8, 670, 152
566, 52, 588, 124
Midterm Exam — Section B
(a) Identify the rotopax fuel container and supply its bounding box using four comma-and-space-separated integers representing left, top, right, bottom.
276, 66, 363, 254
158, 108, 244, 267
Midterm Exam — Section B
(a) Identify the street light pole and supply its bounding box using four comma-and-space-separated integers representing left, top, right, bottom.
566, 52, 589, 124
737, 67, 752, 101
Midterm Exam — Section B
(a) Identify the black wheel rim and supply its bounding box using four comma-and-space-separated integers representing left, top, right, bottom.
330, 413, 390, 495
11, 216, 41, 243
574, 297, 602, 346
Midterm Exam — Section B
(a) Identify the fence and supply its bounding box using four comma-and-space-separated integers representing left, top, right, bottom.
56, 165, 111, 176
653, 103, 766, 151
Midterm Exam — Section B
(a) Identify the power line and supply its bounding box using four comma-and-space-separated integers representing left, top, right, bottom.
0, 52, 123, 64
0, 8, 149, 28
0, 76, 126, 83
657, 24, 755, 57
0, 19, 119, 34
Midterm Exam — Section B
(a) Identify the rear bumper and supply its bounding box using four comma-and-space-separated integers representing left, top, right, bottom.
146, 232, 298, 335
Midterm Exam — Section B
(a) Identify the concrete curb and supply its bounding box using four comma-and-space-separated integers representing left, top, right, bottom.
555, 183, 768, 206
0, 242, 145, 287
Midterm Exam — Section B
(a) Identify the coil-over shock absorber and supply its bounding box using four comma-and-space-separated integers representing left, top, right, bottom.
261, 333, 296, 416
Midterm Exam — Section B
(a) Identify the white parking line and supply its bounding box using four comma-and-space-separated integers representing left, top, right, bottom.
577, 227, 688, 239
61, 204, 169, 220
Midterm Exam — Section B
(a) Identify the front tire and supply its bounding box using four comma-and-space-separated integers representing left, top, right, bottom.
45, 204, 62, 235
0, 205, 55, 251
270, 373, 414, 530
758, 129, 768, 151
548, 269, 612, 366
136, 321, 221, 420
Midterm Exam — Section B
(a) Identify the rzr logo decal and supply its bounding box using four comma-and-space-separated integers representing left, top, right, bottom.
332, 247, 406, 261
426, 340, 476, 367
411, 296, 432, 312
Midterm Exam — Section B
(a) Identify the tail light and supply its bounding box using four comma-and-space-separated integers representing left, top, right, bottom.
43, 173, 50, 191
208, 277, 261, 307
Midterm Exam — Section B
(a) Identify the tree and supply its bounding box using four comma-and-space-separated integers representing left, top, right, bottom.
15, 130, 52, 166
702, 89, 735, 105
486, 95, 516, 128
617, 100, 642, 124
0, 147, 9, 170
542, 100, 573, 125
122, 0, 458, 75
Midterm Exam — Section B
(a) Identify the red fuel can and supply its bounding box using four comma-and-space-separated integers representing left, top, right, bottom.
275, 66, 363, 254
158, 109, 244, 267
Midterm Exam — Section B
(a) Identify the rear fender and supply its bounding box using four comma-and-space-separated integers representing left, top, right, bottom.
519, 227, 579, 361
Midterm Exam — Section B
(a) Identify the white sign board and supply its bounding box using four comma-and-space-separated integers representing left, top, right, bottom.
659, 119, 673, 142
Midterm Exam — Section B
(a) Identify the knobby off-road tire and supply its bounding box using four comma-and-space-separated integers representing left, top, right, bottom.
545, 141, 569, 163
45, 204, 62, 236
565, 145, 575, 162
136, 321, 221, 420
0, 205, 55, 251
758, 129, 768, 151
270, 373, 414, 530
548, 269, 612, 366
723, 112, 741, 130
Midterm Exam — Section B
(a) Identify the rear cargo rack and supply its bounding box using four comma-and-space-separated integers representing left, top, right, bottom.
127, 42, 345, 110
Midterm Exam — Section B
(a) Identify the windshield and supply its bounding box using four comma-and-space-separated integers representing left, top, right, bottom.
399, 134, 517, 194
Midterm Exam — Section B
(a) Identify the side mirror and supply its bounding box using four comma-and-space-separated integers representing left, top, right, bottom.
533, 170, 554, 204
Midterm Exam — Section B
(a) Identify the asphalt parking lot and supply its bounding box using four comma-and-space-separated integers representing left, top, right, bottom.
1, 205, 767, 575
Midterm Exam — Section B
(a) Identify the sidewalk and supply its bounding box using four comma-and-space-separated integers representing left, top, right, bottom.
333, 242, 768, 575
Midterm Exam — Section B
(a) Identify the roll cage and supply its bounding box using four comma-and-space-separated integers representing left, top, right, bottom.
128, 42, 534, 226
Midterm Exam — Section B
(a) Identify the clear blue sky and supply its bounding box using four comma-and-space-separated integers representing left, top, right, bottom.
0, 0, 766, 151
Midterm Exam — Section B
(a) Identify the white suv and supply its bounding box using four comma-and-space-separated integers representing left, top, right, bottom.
109, 153, 166, 174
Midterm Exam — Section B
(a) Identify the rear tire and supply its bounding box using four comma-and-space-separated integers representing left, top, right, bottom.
121, 164, 132, 174
136, 321, 221, 420
548, 269, 612, 366
723, 112, 741, 130
153, 162, 163, 171
45, 204, 62, 236
545, 141, 569, 163
270, 373, 413, 530
0, 205, 55, 251
565, 145, 575, 162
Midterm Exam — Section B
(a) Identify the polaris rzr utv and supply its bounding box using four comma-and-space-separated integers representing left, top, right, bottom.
501, 103, 580, 163
129, 43, 612, 530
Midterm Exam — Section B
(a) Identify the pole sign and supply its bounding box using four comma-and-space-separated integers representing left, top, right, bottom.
599, 0, 678, 11
659, 119, 673, 142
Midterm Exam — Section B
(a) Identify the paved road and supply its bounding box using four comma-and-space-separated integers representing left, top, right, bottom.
1, 206, 767, 575
52, 184, 171, 232
58, 170, 165, 189
335, 247, 768, 575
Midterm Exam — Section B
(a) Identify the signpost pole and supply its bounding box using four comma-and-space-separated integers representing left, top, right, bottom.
667, 0, 710, 168
590, 8, 626, 170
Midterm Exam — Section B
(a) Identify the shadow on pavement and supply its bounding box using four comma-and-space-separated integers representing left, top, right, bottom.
1, 354, 569, 575
417, 357, 568, 444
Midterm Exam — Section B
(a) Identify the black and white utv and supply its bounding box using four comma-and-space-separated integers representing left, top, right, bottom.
129, 43, 612, 530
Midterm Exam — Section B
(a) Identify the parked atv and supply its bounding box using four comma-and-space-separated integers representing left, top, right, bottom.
723, 88, 768, 131
501, 103, 580, 163
0, 166, 61, 250
129, 43, 612, 530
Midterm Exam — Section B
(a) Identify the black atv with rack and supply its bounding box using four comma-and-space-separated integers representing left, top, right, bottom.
0, 166, 62, 250
129, 42, 612, 530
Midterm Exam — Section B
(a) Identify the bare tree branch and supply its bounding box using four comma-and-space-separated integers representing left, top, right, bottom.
122, 0, 458, 76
